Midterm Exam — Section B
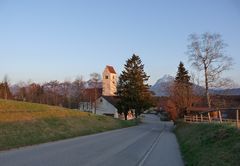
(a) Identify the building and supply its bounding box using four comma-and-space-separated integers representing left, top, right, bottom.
79, 88, 102, 112
96, 65, 119, 117
79, 65, 136, 120
79, 65, 119, 118
102, 65, 117, 96
95, 96, 120, 118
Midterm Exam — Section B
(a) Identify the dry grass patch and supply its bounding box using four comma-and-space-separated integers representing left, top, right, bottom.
0, 99, 139, 150
0, 99, 89, 122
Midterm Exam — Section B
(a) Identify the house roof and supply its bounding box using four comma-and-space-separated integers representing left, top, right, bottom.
187, 107, 215, 113
81, 88, 102, 102
102, 96, 120, 107
106, 65, 116, 74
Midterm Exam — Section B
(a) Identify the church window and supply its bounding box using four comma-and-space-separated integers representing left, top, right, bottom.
105, 75, 108, 79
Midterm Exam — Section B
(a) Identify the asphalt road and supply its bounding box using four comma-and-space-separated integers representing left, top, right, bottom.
0, 114, 184, 166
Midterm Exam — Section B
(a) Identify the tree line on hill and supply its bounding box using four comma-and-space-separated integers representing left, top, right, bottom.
0, 75, 101, 109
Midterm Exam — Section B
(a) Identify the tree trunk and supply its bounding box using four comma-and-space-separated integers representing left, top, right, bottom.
124, 112, 127, 120
204, 64, 211, 108
135, 112, 138, 118
4, 83, 8, 100
94, 87, 97, 114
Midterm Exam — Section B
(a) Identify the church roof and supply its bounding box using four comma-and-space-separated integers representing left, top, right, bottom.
106, 65, 116, 74
102, 96, 120, 107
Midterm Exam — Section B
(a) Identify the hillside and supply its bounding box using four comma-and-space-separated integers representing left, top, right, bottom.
0, 99, 138, 150
175, 122, 240, 166
0, 99, 88, 122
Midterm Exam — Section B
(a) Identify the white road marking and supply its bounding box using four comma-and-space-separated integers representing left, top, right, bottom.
137, 126, 165, 166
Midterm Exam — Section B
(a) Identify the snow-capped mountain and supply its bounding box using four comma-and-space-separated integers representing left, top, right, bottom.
150, 75, 174, 96
151, 75, 240, 96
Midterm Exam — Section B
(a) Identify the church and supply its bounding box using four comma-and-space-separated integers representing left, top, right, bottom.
79, 65, 120, 118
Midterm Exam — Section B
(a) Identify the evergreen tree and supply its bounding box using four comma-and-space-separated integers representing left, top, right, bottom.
170, 62, 192, 118
117, 54, 153, 119
175, 62, 190, 84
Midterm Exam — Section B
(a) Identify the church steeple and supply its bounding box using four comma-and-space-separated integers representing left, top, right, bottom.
102, 65, 117, 96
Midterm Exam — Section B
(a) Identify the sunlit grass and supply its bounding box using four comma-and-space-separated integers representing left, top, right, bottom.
0, 99, 89, 122
0, 99, 138, 150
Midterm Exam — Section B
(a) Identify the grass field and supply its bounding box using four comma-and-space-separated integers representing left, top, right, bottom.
0, 99, 138, 151
174, 122, 240, 166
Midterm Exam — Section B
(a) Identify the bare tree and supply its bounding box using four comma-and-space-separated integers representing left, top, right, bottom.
73, 76, 85, 107
15, 81, 27, 101
27, 83, 44, 103
60, 80, 71, 108
187, 32, 233, 108
3, 75, 10, 99
89, 73, 101, 114
45, 80, 60, 105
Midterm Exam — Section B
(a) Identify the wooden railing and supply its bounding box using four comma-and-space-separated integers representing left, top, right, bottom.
184, 109, 240, 128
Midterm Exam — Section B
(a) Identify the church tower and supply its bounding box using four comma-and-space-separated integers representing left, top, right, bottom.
102, 65, 117, 96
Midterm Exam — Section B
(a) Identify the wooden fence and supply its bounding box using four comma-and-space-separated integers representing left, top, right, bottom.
184, 109, 239, 129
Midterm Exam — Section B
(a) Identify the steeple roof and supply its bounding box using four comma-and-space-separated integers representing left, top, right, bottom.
106, 65, 116, 74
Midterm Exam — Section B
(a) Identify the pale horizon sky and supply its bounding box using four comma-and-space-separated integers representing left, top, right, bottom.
0, 0, 240, 86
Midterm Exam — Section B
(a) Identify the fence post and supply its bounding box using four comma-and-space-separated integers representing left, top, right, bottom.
184, 115, 186, 122
236, 109, 239, 128
208, 112, 212, 123
201, 114, 203, 122
219, 110, 222, 123
196, 115, 198, 122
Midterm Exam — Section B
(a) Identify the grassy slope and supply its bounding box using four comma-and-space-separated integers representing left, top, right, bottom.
0, 99, 138, 151
174, 122, 240, 166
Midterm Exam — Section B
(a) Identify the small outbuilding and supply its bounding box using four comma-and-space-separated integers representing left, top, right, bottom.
95, 96, 119, 118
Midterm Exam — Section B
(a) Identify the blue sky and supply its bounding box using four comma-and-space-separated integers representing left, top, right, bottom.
0, 0, 240, 86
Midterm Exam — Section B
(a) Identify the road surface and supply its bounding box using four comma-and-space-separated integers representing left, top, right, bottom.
0, 114, 184, 166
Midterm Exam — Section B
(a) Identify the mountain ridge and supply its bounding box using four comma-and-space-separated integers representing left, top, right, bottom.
151, 75, 240, 96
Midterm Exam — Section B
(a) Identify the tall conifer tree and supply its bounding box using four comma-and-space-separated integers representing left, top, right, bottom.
171, 62, 192, 118
175, 62, 190, 84
117, 54, 153, 119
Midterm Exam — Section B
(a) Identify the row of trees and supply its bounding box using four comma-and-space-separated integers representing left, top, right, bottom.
0, 75, 101, 109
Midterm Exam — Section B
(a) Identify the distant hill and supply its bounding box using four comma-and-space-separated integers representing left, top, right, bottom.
209, 88, 240, 96
151, 75, 240, 96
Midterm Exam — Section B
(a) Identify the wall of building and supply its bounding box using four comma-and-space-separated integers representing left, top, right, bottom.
96, 97, 118, 118
102, 68, 117, 96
